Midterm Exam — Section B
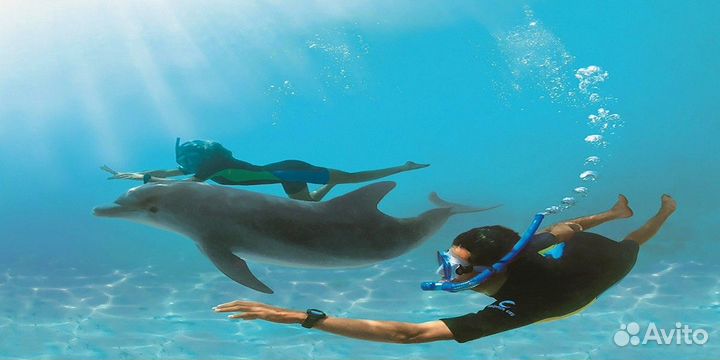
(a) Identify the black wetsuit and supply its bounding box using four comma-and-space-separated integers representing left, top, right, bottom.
440, 232, 639, 343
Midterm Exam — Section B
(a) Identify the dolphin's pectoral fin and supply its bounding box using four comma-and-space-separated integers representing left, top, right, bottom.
201, 245, 274, 294
328, 181, 396, 209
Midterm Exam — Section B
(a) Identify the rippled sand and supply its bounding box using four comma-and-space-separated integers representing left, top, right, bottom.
1, 259, 717, 359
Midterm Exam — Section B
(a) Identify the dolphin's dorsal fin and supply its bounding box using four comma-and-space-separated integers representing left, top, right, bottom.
328, 181, 396, 209
199, 244, 274, 294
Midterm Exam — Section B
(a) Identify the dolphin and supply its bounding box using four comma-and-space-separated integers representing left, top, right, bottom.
93, 181, 498, 294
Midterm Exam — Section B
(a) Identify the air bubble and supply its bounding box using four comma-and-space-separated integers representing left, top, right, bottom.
589, 93, 600, 102
580, 171, 598, 181
584, 156, 600, 165
544, 206, 561, 215
561, 197, 576, 206
576, 66, 600, 77
573, 187, 589, 195
575, 65, 608, 93
306, 32, 367, 92
584, 134, 603, 143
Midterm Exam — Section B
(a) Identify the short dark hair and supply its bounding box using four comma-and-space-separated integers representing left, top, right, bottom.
452, 226, 520, 266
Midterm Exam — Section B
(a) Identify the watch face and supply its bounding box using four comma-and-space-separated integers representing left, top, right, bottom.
307, 309, 325, 316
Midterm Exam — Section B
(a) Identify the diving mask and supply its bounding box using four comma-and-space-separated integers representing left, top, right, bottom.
422, 212, 545, 292
435, 250, 486, 282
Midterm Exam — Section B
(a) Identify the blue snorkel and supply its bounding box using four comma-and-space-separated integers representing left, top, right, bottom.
421, 213, 545, 292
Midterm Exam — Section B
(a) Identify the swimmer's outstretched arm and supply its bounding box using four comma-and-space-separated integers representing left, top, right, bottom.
213, 301, 454, 344
100, 165, 186, 181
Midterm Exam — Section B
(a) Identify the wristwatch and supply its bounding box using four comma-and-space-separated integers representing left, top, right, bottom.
301, 309, 327, 329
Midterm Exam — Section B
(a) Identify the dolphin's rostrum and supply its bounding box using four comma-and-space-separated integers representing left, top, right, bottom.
93, 181, 498, 294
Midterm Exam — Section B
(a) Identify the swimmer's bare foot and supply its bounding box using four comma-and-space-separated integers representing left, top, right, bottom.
610, 194, 634, 219
623, 194, 676, 246
659, 194, 677, 216
404, 161, 430, 171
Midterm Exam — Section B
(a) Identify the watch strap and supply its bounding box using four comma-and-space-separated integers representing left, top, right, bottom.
301, 309, 327, 329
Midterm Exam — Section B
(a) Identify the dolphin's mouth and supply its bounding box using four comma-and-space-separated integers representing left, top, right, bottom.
93, 203, 134, 217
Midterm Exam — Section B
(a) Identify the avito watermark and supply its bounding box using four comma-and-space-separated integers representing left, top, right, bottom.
614, 322, 709, 346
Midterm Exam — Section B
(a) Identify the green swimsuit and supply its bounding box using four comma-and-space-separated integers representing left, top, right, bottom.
190, 157, 331, 194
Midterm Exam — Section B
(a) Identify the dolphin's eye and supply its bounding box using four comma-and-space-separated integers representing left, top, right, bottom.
149, 206, 159, 213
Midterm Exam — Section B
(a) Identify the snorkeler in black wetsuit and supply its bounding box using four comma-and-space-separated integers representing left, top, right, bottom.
101, 138, 428, 201
438, 229, 641, 342
211, 194, 677, 344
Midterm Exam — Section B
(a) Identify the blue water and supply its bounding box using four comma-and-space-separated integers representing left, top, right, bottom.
1, 1, 718, 359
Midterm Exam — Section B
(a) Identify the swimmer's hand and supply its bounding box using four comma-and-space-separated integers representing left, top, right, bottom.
213, 301, 305, 324
546, 222, 583, 242
100, 165, 145, 181
563, 222, 583, 232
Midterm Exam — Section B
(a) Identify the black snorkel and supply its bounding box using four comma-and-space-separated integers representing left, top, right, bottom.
175, 137, 190, 174
175, 137, 181, 162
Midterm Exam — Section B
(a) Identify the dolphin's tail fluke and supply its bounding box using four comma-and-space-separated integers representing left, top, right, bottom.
429, 192, 501, 215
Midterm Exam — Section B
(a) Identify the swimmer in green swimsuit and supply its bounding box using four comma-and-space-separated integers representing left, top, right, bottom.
212, 194, 677, 343
101, 138, 429, 201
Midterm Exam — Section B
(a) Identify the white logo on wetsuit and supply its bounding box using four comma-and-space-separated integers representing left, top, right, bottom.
487, 300, 517, 317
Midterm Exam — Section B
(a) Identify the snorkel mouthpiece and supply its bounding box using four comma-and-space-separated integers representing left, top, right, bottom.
421, 281, 442, 291
421, 213, 545, 292
421, 281, 463, 291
